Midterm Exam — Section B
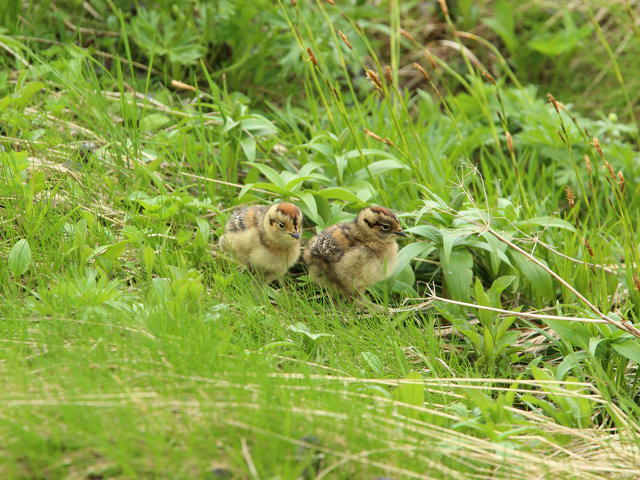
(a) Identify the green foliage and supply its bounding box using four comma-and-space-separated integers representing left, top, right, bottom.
1, 0, 640, 478
8, 238, 31, 277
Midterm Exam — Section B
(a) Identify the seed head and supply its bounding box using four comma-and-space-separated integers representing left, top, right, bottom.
617, 171, 625, 193
483, 71, 496, 85
384, 65, 393, 86
547, 93, 560, 114
307, 47, 318, 67
505, 131, 514, 155
364, 128, 395, 147
592, 137, 604, 160
424, 49, 438, 69
605, 161, 615, 180
400, 28, 415, 42
584, 154, 592, 175
565, 186, 575, 209
365, 69, 384, 92
413, 62, 430, 82
337, 30, 353, 51
584, 238, 594, 257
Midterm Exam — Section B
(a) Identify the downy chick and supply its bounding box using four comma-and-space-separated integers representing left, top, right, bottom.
219, 202, 302, 283
304, 206, 406, 296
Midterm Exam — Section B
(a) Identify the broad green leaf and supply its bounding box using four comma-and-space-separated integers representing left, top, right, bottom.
303, 141, 333, 157
361, 352, 384, 376
18, 81, 45, 104
355, 159, 409, 178
0, 150, 29, 184
297, 192, 319, 224
140, 113, 170, 131
316, 187, 362, 203
405, 225, 440, 242
288, 322, 332, 342
247, 162, 285, 188
474, 278, 493, 327
514, 216, 576, 232
8, 239, 32, 277
480, 231, 512, 273
283, 175, 314, 191
494, 330, 519, 356
240, 137, 256, 162
102, 241, 127, 261
557, 351, 588, 380
391, 262, 416, 294
195, 218, 211, 247
441, 231, 457, 264
511, 251, 553, 300
483, 0, 517, 53
143, 246, 156, 277
394, 241, 435, 276
240, 115, 278, 135
611, 338, 640, 364
545, 320, 590, 350
341, 148, 396, 161
487, 275, 517, 301
442, 248, 473, 301
527, 22, 592, 56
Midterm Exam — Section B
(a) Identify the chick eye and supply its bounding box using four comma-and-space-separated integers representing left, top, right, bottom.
381, 224, 390, 231
278, 222, 285, 229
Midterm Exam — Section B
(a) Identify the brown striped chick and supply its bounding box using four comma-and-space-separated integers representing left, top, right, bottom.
219, 202, 302, 283
304, 206, 406, 296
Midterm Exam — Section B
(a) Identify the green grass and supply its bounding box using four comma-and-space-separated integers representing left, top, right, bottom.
2, 0, 640, 478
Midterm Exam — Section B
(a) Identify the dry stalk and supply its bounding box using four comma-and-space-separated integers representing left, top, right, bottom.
483, 225, 640, 338
0, 39, 31, 67
363, 128, 396, 147
389, 292, 608, 324
170, 79, 196, 91
180, 172, 287, 198
241, 438, 260, 480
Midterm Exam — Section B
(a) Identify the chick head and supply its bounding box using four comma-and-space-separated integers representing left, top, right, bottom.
355, 206, 406, 241
264, 202, 303, 244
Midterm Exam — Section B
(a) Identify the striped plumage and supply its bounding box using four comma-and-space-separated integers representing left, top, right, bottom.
219, 202, 302, 283
303, 206, 406, 295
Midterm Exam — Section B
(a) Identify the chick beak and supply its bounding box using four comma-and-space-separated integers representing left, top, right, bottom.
395, 230, 407, 237
289, 232, 300, 239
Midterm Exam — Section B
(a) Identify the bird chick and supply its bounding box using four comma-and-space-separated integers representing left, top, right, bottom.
219, 202, 302, 283
304, 206, 406, 296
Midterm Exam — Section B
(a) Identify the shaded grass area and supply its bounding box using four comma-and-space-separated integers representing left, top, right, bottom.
1, 0, 640, 478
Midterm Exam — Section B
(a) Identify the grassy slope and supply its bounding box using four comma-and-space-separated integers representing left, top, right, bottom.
2, 1, 640, 479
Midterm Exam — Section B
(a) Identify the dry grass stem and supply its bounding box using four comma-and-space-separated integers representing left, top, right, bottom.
390, 292, 609, 324
363, 128, 395, 147
180, 172, 285, 198
241, 438, 260, 480
170, 79, 196, 91
484, 225, 640, 338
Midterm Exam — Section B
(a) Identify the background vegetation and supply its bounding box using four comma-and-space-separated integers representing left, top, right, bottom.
2, 0, 640, 478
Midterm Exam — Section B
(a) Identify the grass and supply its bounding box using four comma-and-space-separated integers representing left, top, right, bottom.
2, 0, 640, 478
